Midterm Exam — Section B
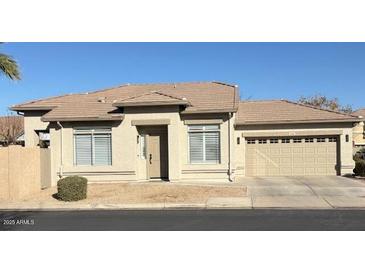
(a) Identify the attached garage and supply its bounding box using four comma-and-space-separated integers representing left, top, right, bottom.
244, 136, 339, 176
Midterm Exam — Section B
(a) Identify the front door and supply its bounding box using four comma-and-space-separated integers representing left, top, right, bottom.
147, 128, 168, 180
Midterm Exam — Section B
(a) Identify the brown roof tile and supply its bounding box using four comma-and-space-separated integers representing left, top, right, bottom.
236, 100, 360, 125
113, 91, 190, 107
12, 82, 238, 121
353, 108, 365, 118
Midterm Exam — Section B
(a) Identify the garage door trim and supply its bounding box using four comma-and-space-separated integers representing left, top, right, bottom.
242, 130, 342, 138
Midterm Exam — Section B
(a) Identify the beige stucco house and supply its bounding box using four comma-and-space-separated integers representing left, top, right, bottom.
353, 108, 365, 150
11, 82, 361, 186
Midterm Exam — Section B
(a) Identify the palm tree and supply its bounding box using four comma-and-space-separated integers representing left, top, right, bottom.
0, 43, 20, 80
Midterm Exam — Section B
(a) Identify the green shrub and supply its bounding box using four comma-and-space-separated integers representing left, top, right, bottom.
57, 176, 87, 201
354, 160, 365, 177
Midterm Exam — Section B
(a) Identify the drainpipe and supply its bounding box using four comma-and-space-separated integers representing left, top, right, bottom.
228, 112, 233, 182
56, 121, 63, 177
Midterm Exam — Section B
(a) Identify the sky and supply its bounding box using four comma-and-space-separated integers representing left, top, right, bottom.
0, 42, 364, 115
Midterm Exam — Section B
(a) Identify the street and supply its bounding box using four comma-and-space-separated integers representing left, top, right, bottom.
1, 209, 365, 231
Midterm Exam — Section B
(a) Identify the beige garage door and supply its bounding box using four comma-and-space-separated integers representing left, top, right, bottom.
245, 136, 338, 176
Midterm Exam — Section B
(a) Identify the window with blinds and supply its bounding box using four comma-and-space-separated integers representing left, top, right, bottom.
188, 125, 220, 164
74, 128, 112, 166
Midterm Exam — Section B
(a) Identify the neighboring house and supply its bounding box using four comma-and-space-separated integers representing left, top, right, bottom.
10, 82, 361, 185
352, 108, 365, 150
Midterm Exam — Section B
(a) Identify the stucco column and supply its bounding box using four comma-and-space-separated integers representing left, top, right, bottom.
339, 129, 355, 176
167, 123, 180, 182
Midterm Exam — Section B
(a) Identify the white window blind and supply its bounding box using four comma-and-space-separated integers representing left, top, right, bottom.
75, 134, 92, 165
74, 129, 112, 166
188, 125, 220, 164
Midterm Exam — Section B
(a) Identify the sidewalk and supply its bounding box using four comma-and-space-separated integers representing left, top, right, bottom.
2, 195, 365, 210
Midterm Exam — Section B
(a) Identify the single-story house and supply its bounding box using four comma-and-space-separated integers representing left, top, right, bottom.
353, 108, 365, 150
11, 82, 361, 186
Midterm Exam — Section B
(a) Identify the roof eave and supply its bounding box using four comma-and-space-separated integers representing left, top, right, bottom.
235, 118, 362, 126
10, 106, 56, 111
41, 115, 124, 122
181, 108, 238, 114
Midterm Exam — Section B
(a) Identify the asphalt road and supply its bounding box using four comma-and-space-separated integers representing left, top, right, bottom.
1, 209, 365, 231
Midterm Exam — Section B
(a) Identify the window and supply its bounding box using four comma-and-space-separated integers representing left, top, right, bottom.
281, 138, 291, 144
74, 128, 112, 166
317, 138, 326, 143
293, 138, 302, 143
188, 125, 220, 164
305, 138, 314, 143
140, 135, 147, 159
270, 139, 279, 144
247, 139, 256, 144
258, 139, 267, 144
328, 137, 337, 143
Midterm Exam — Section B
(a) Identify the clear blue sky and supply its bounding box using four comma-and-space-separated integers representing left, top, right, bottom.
1, 42, 364, 115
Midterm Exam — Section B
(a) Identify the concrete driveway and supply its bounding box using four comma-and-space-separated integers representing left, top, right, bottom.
236, 176, 365, 209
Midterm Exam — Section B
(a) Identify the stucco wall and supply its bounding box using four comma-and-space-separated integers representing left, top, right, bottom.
23, 111, 50, 147
44, 107, 234, 185
0, 146, 49, 201
234, 122, 355, 176
179, 113, 233, 182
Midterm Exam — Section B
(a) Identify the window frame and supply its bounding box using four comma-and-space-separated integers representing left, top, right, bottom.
73, 128, 112, 166
270, 138, 279, 144
247, 139, 256, 145
293, 138, 303, 143
188, 124, 221, 164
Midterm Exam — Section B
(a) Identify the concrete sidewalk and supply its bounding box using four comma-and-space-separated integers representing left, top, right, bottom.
2, 195, 365, 210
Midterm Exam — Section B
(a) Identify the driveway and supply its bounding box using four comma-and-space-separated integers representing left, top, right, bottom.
236, 176, 365, 209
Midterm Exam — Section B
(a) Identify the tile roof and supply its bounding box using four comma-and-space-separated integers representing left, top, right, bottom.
11, 82, 238, 121
236, 100, 360, 125
113, 91, 190, 107
353, 108, 365, 118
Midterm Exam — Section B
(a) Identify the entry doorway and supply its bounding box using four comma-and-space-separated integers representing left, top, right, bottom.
144, 126, 169, 180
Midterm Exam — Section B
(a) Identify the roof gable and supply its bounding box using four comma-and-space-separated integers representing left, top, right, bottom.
113, 91, 190, 107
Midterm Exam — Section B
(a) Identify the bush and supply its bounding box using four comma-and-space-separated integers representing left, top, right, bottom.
354, 160, 365, 177
57, 176, 87, 201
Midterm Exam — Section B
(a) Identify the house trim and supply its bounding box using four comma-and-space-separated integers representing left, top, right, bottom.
241, 129, 343, 138
131, 119, 171, 126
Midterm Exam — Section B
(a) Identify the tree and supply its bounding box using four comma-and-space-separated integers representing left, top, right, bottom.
0, 43, 21, 80
298, 94, 353, 114
0, 116, 23, 146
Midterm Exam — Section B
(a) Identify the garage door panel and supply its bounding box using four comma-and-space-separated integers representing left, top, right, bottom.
270, 149, 281, 155
245, 136, 338, 177
293, 167, 305, 175
317, 147, 327, 154
293, 148, 304, 153
280, 157, 292, 164
305, 147, 316, 153
267, 168, 280, 176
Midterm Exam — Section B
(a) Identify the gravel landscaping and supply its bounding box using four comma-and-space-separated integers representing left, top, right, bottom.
22, 182, 247, 204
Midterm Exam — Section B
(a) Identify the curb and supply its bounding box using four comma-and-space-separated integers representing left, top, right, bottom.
0, 202, 251, 211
